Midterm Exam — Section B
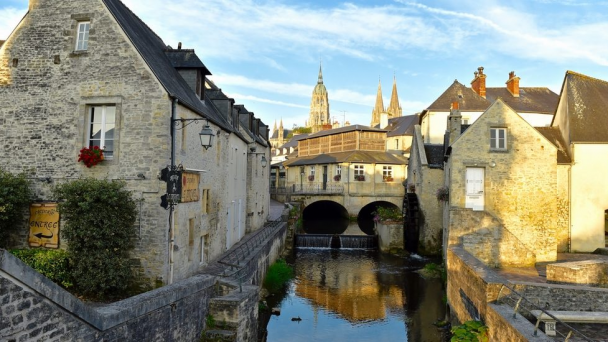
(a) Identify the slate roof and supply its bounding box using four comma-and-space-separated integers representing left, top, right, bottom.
427, 81, 489, 112
556, 71, 608, 143
103, 0, 232, 132
270, 129, 291, 139
279, 133, 310, 149
424, 80, 558, 119
373, 114, 418, 137
535, 127, 571, 164
423, 144, 444, 169
305, 125, 387, 139
164, 49, 211, 74
486, 88, 558, 114
0, 40, 4, 48
283, 151, 407, 167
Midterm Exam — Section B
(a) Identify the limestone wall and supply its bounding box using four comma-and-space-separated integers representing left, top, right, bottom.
448, 100, 558, 262
376, 222, 403, 253
556, 165, 570, 252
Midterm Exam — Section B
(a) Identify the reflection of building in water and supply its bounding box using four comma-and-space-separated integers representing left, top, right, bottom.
294, 256, 404, 322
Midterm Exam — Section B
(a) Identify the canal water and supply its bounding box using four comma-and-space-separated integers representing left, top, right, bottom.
261, 247, 447, 341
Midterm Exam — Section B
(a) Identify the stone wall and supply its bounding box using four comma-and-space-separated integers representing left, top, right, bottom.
376, 222, 403, 253
486, 304, 552, 342
509, 282, 608, 312
556, 165, 570, 252
447, 100, 558, 262
547, 260, 608, 286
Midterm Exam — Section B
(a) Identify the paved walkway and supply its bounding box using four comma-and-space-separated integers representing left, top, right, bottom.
268, 199, 286, 221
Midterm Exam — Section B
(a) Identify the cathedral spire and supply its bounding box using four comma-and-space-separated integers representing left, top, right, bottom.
318, 62, 323, 84
279, 118, 283, 129
374, 78, 384, 113
387, 75, 402, 118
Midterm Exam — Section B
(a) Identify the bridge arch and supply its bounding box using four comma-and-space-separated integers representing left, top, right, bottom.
357, 201, 401, 235
302, 200, 349, 234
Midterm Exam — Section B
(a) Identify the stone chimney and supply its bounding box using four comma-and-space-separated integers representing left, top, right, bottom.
470, 67, 486, 98
447, 101, 462, 145
506, 71, 520, 97
380, 113, 389, 129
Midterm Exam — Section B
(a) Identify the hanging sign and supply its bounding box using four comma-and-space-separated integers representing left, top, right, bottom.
167, 169, 182, 203
28, 203, 60, 248
181, 172, 200, 203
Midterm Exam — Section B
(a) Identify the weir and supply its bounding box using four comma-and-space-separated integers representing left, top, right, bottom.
294, 234, 378, 250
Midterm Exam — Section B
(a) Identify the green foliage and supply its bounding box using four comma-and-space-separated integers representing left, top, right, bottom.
53, 178, 138, 298
10, 249, 73, 288
206, 314, 216, 329
0, 169, 31, 247
451, 320, 489, 342
289, 207, 298, 218
263, 259, 293, 293
296, 217, 303, 230
372, 206, 403, 223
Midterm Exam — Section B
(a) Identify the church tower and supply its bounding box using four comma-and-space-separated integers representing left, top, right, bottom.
278, 118, 284, 145
387, 76, 402, 118
308, 64, 330, 133
370, 79, 385, 127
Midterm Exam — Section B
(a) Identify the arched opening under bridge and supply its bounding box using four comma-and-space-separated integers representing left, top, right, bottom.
302, 200, 349, 234
357, 201, 401, 236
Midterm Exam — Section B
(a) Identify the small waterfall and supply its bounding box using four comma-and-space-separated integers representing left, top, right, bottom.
339, 235, 378, 249
295, 234, 332, 248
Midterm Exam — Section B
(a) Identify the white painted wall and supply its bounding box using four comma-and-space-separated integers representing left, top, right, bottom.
570, 143, 608, 252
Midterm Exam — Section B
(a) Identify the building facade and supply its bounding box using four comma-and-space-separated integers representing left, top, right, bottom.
308, 65, 330, 133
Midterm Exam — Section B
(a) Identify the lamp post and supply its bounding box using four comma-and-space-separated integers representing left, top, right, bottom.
300, 166, 304, 192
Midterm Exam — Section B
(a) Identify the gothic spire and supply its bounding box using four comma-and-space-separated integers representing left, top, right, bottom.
279, 118, 283, 129
387, 75, 402, 117
374, 78, 384, 114
318, 62, 323, 84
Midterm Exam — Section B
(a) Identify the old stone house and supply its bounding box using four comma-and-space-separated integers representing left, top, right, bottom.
408, 68, 558, 255
0, 0, 269, 286
443, 99, 559, 266
551, 71, 608, 252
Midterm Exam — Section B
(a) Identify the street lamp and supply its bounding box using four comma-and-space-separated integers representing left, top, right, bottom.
198, 123, 215, 150
261, 155, 268, 168
300, 166, 305, 192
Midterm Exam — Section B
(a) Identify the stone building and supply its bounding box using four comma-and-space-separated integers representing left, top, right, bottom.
370, 76, 403, 128
0, 0, 269, 286
308, 64, 330, 133
269, 118, 291, 148
443, 99, 558, 265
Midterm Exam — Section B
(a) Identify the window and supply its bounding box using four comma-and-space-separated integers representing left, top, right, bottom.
200, 234, 209, 264
88, 105, 115, 159
310, 166, 315, 176
395, 139, 399, 150
336, 165, 342, 176
75, 21, 90, 51
201, 189, 210, 214
383, 166, 393, 181
354, 165, 364, 176
188, 218, 195, 261
490, 128, 507, 150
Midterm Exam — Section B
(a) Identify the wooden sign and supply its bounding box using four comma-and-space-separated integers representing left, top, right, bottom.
28, 203, 59, 248
181, 172, 200, 203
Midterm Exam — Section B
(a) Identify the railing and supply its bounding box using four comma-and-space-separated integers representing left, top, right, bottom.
495, 283, 592, 341
271, 184, 344, 195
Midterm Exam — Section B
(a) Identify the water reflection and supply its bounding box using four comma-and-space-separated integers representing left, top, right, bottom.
264, 249, 446, 342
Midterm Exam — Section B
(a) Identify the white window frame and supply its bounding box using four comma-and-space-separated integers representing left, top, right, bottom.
383, 166, 393, 181
87, 105, 116, 160
310, 166, 315, 176
336, 165, 342, 176
75, 21, 90, 51
490, 128, 507, 150
354, 165, 364, 176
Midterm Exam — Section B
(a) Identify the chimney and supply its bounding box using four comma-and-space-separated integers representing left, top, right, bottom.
380, 113, 389, 129
447, 101, 462, 145
470, 66, 486, 98
506, 71, 520, 97
177, 42, 182, 50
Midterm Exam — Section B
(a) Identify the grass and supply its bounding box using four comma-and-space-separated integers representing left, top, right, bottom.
263, 259, 294, 293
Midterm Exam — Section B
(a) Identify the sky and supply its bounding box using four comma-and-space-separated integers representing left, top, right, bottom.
2, 0, 608, 132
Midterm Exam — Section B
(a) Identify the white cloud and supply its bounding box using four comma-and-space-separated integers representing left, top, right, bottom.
0, 7, 25, 40
227, 93, 308, 109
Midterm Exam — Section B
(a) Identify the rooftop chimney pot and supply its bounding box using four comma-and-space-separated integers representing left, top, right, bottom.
506, 71, 520, 97
471, 66, 487, 98
178, 42, 182, 50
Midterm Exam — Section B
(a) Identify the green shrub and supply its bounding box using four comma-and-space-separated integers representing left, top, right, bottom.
0, 169, 31, 247
451, 320, 488, 342
263, 259, 293, 293
53, 178, 137, 299
10, 249, 73, 288
372, 206, 403, 223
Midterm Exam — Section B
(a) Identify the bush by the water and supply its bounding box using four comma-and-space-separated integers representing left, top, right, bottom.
0, 169, 31, 247
54, 178, 138, 299
451, 320, 488, 342
263, 259, 293, 292
10, 249, 73, 288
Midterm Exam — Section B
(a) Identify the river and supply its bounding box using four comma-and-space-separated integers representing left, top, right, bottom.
260, 247, 448, 342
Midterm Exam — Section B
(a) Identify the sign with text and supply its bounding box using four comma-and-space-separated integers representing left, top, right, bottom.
28, 203, 59, 248
181, 172, 200, 203
167, 169, 182, 203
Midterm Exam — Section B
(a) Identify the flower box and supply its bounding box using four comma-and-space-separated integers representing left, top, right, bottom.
436, 186, 449, 202
78, 146, 104, 168
333, 175, 341, 181
354, 175, 365, 181
383, 176, 394, 182
308, 175, 314, 181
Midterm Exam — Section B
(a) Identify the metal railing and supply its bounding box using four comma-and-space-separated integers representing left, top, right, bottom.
290, 184, 344, 194
496, 283, 592, 341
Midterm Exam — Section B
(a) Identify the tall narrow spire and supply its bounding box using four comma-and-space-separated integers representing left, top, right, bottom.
387, 75, 402, 118
279, 118, 283, 129
374, 78, 384, 113
318, 62, 323, 84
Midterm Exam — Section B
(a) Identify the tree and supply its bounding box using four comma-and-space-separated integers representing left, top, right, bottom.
0, 169, 31, 247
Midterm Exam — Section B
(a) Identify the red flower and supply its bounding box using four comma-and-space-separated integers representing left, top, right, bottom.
78, 146, 104, 168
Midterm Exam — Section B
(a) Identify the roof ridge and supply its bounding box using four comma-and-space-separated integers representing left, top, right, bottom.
566, 70, 608, 84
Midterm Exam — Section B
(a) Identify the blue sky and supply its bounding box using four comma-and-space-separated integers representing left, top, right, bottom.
2, 0, 608, 131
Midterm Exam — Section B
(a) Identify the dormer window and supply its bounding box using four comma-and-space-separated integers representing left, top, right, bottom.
490, 128, 507, 150
75, 21, 90, 51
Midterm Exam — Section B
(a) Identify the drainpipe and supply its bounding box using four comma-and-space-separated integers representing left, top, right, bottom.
169, 97, 178, 285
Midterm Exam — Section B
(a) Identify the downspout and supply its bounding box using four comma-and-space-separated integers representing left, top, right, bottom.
169, 97, 178, 285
